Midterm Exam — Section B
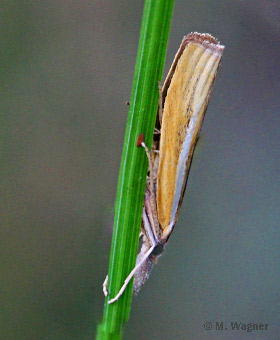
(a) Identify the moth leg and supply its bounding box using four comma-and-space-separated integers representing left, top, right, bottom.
140, 141, 155, 194
107, 244, 156, 304
107, 208, 157, 304
153, 128, 160, 135
140, 142, 161, 240
103, 275, 108, 296
102, 229, 144, 298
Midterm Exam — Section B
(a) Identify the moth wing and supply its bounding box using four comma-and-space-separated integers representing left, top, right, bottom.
156, 33, 224, 239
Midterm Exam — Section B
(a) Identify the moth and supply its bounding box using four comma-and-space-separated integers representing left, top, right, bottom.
104, 32, 224, 303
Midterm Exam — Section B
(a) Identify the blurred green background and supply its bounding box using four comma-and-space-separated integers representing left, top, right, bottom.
1, 1, 280, 339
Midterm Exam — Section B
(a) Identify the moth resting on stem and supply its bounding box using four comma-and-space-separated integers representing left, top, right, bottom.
104, 32, 224, 304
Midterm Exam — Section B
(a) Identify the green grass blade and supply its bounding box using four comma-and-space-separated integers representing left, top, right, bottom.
96, 0, 175, 339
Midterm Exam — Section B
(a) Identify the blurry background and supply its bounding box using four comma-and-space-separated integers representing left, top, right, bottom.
1, 1, 280, 339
